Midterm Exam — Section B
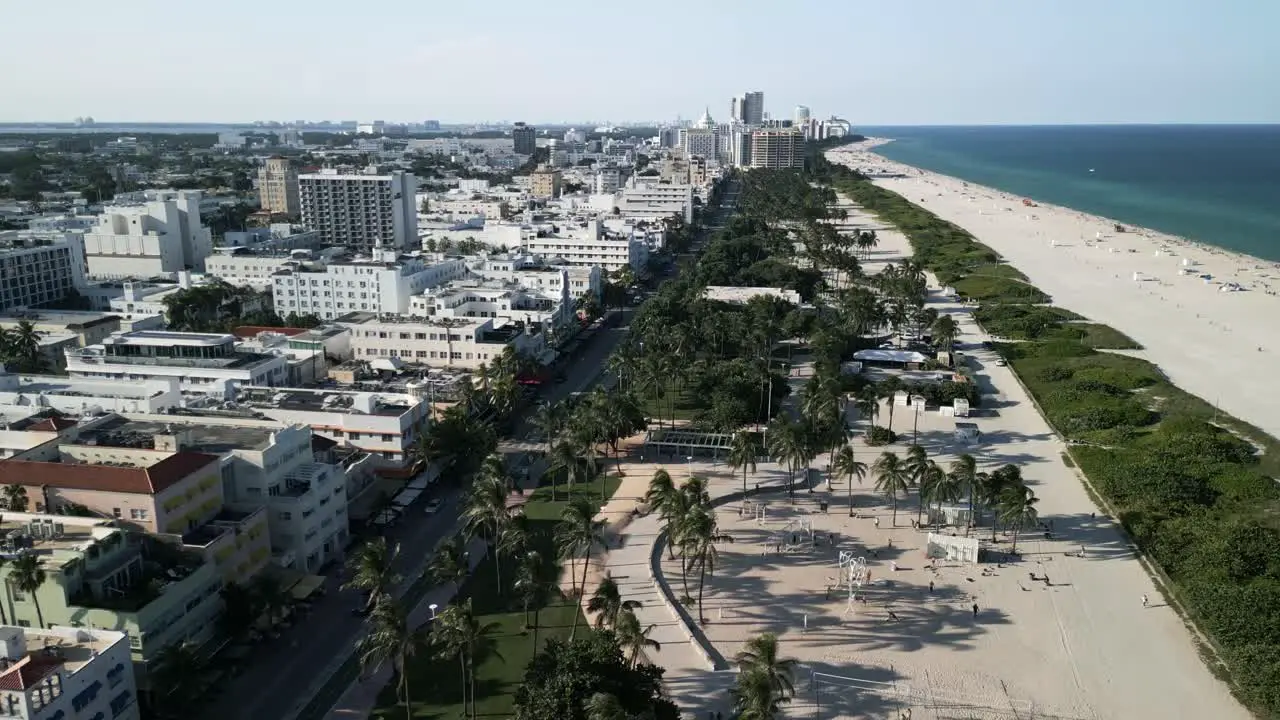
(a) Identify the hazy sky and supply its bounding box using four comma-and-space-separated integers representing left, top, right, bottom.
3, 0, 1276, 125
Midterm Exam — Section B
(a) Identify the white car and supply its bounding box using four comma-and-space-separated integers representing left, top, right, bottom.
423, 498, 443, 514
995, 359, 1007, 367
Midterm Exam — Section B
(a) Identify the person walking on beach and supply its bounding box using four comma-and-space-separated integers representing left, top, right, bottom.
972, 602, 979, 618
1142, 594, 1149, 608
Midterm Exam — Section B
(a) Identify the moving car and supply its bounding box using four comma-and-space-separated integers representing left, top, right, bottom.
423, 498, 443, 514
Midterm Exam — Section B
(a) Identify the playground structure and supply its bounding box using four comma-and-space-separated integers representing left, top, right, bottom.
741, 499, 768, 524
836, 551, 869, 616
771, 517, 814, 552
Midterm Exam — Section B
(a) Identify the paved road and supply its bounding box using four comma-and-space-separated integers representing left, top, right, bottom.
201, 317, 633, 720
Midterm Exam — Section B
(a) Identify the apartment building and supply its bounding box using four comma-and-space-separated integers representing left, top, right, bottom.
204, 250, 304, 289
607, 184, 695, 224
233, 386, 431, 465
64, 330, 289, 397
529, 166, 562, 199
594, 167, 623, 194
0, 513, 223, 669
97, 415, 349, 574
258, 156, 300, 217
0, 234, 88, 312
683, 128, 717, 160
750, 129, 806, 169
407, 279, 574, 341
0, 369, 182, 417
271, 253, 467, 320
521, 219, 648, 274
0, 625, 140, 720
468, 254, 603, 301
82, 190, 212, 279
338, 313, 549, 372
298, 169, 417, 250
421, 196, 510, 221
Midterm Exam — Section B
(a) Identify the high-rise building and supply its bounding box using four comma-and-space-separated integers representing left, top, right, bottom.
749, 129, 805, 169
298, 169, 418, 249
742, 91, 765, 126
512, 122, 537, 155
530, 165, 562, 199
258, 155, 300, 217
0, 234, 87, 311
730, 96, 742, 123
794, 105, 811, 126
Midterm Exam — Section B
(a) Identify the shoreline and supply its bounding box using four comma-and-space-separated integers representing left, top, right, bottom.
828, 139, 1280, 441
853, 136, 1280, 273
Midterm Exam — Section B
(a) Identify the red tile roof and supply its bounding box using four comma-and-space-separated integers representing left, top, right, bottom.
231, 325, 310, 339
0, 656, 62, 691
0, 452, 220, 496
25, 417, 77, 433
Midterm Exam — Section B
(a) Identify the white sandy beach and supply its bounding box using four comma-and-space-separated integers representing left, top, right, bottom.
829, 139, 1280, 441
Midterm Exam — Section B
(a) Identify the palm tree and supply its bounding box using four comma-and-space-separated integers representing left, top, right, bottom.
531, 401, 567, 457
726, 431, 761, 494
427, 536, 469, 595
251, 573, 291, 627
872, 452, 911, 527
734, 633, 798, 702
614, 607, 660, 668
949, 454, 979, 534
765, 417, 805, 498
927, 466, 964, 529
357, 595, 427, 720
587, 573, 642, 629
547, 440, 585, 502
917, 460, 945, 527
513, 550, 551, 650
1, 485, 26, 512
9, 553, 46, 628
462, 470, 512, 591
150, 642, 206, 717
931, 314, 960, 353
555, 498, 607, 639
902, 445, 930, 525
681, 505, 733, 623
434, 599, 501, 720
979, 465, 1022, 541
732, 668, 785, 720
832, 445, 867, 517
342, 537, 402, 612
999, 484, 1040, 554
5, 321, 43, 371
877, 377, 903, 433
645, 469, 679, 560
854, 385, 880, 430
585, 692, 628, 720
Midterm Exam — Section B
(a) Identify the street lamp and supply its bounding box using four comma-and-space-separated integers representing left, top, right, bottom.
686, 455, 694, 478
428, 603, 439, 619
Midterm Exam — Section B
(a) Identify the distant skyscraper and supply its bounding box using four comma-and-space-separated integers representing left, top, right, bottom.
258, 156, 300, 217
794, 105, 811, 126
749, 129, 805, 170
742, 92, 765, 126
730, 96, 743, 123
512, 122, 536, 155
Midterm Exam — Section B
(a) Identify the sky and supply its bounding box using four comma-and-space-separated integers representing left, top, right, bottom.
3, 0, 1277, 125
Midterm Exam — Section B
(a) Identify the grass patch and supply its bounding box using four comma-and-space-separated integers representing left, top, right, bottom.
975, 305, 1141, 349
639, 379, 708, 423
370, 473, 621, 720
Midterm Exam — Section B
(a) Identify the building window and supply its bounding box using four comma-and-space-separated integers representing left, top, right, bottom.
112, 508, 121, 518
129, 509, 149, 521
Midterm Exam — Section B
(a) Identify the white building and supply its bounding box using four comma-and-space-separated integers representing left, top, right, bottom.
594, 167, 623, 194
298, 170, 418, 250
271, 253, 467, 320
407, 278, 575, 342
205, 250, 306, 290
339, 313, 550, 371
64, 330, 289, 397
522, 219, 648, 274
146, 417, 349, 572
234, 385, 432, 465
0, 369, 182, 416
0, 233, 88, 312
605, 184, 695, 223
82, 190, 213, 279
0, 625, 140, 720
469, 254, 603, 301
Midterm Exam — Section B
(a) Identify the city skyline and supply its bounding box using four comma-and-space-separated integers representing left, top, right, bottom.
3, 0, 1277, 125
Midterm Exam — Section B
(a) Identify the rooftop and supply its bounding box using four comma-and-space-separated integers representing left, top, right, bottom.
75, 414, 278, 453
0, 515, 121, 570
235, 386, 417, 417
103, 330, 236, 348
0, 626, 125, 686
0, 449, 219, 495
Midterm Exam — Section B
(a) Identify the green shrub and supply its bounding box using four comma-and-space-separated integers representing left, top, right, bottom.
866, 426, 897, 446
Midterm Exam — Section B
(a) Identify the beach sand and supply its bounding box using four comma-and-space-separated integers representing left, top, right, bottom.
828, 139, 1280, 440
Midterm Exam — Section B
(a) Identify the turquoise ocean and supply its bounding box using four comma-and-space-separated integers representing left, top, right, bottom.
862, 125, 1280, 262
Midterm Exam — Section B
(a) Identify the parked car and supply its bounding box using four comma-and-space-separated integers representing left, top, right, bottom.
424, 498, 443, 514
995, 359, 1007, 367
